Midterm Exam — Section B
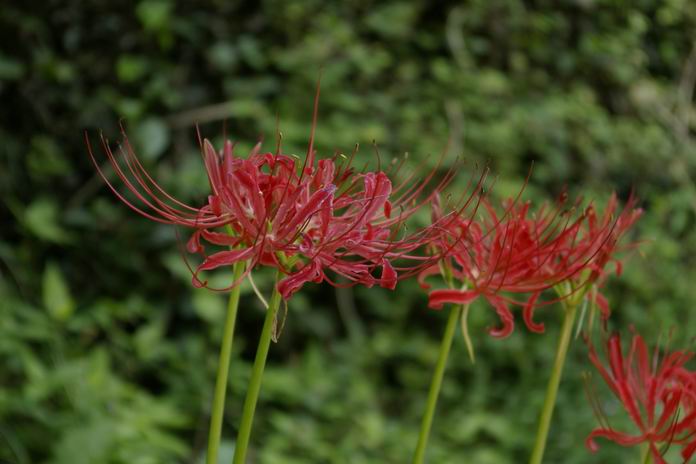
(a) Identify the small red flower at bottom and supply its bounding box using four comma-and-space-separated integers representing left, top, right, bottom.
586, 333, 695, 463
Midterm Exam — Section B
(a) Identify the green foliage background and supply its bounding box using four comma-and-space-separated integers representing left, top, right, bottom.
1, 1, 695, 463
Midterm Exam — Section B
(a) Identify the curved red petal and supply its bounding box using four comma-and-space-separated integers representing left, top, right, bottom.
522, 292, 545, 333
380, 259, 397, 290
427, 289, 479, 310
486, 296, 514, 338
198, 247, 254, 272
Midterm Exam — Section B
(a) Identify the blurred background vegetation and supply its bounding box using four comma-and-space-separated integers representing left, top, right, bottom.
1, 1, 695, 463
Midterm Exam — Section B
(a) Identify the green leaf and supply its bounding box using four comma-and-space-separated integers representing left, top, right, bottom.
134, 317, 165, 360
116, 55, 149, 82
42, 262, 75, 322
27, 135, 71, 180
134, 118, 170, 161
192, 290, 224, 323
24, 198, 72, 243
52, 419, 115, 464
0, 54, 25, 80
207, 42, 238, 71
136, 0, 173, 31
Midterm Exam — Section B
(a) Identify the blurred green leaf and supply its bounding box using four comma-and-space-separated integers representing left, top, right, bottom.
192, 289, 224, 323
42, 262, 75, 322
207, 42, 238, 71
52, 419, 115, 464
134, 117, 170, 160
116, 55, 149, 83
365, 2, 420, 39
136, 0, 173, 32
134, 317, 165, 360
0, 54, 25, 80
27, 135, 71, 180
24, 198, 71, 243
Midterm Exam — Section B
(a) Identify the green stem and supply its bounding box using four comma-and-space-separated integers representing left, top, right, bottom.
529, 302, 579, 464
207, 260, 246, 464
639, 443, 652, 464
232, 270, 282, 464
460, 303, 475, 363
412, 304, 464, 464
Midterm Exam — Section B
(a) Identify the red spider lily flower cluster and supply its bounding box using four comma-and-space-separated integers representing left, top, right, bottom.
419, 192, 641, 338
184, 136, 466, 299
87, 116, 476, 300
585, 333, 696, 463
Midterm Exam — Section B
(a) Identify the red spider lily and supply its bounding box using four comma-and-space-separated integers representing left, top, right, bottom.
187, 131, 482, 299
570, 193, 642, 312
187, 138, 426, 298
87, 94, 474, 299
585, 333, 696, 463
518, 192, 641, 331
421, 193, 641, 338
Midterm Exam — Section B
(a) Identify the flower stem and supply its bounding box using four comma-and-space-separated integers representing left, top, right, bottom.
529, 301, 579, 464
412, 304, 464, 464
206, 260, 246, 464
232, 270, 282, 464
639, 443, 652, 464
460, 303, 475, 363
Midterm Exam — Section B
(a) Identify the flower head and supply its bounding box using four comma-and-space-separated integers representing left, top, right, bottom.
569, 193, 643, 311
421, 192, 641, 337
585, 333, 696, 463
87, 93, 469, 299
187, 137, 415, 298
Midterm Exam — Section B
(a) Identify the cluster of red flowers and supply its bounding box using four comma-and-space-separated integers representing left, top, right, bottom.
89, 90, 696, 464
586, 333, 695, 463
88, 114, 642, 328
419, 192, 642, 337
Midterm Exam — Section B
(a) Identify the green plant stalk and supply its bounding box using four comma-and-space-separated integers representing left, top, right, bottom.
529, 301, 579, 464
639, 443, 652, 464
207, 259, 246, 464
232, 270, 282, 464
412, 304, 465, 464
460, 303, 475, 363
